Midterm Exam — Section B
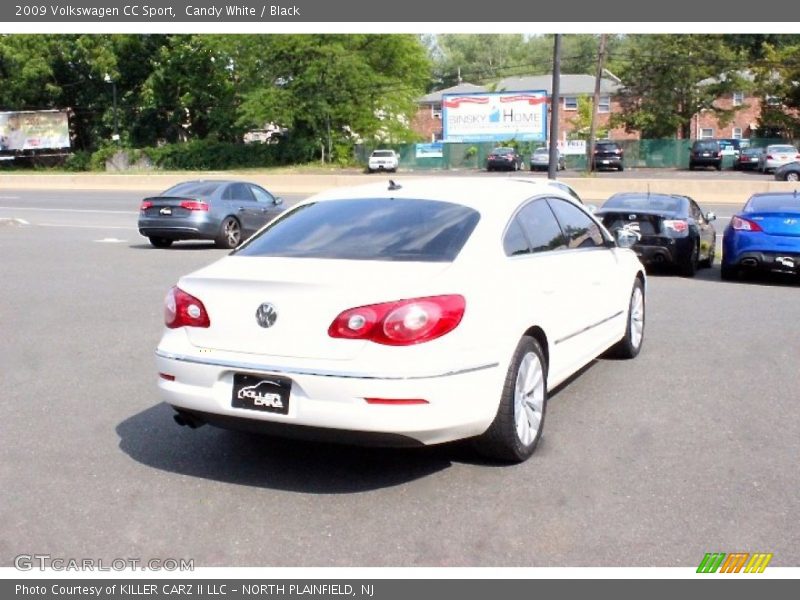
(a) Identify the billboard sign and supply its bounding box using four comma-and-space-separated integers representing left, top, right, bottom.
442, 91, 547, 143
415, 142, 444, 158
0, 110, 71, 151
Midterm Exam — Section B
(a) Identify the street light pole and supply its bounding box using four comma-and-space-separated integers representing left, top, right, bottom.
548, 35, 562, 180
105, 74, 120, 144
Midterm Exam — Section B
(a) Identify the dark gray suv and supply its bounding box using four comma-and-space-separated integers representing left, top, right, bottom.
689, 140, 722, 171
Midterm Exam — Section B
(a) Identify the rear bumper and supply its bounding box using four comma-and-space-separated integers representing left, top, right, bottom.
632, 237, 691, 266
155, 349, 504, 446
690, 157, 721, 167
487, 159, 517, 170
138, 216, 218, 240
723, 231, 800, 273
593, 157, 622, 169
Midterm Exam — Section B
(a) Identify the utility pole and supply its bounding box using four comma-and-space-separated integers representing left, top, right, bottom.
548, 35, 562, 180
587, 34, 608, 174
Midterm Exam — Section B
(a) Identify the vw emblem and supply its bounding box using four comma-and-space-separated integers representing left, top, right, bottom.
255, 303, 278, 328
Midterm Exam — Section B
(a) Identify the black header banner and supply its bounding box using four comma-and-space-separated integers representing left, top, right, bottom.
3, 0, 800, 22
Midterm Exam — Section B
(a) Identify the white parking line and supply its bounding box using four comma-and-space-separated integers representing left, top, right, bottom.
0, 206, 138, 215
38, 223, 137, 230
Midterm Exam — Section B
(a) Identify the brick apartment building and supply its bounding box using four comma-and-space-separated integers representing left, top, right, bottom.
412, 73, 770, 143
412, 73, 637, 144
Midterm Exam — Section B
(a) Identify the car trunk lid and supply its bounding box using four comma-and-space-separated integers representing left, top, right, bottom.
141, 196, 209, 219
179, 256, 453, 360
747, 212, 800, 237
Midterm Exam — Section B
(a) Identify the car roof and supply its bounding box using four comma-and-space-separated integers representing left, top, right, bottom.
306, 177, 580, 215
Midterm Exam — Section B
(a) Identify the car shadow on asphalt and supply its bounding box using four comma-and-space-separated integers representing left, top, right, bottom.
693, 264, 800, 287
115, 403, 488, 492
128, 243, 224, 251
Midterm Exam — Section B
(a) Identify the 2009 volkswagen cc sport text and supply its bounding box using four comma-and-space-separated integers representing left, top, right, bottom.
156, 178, 646, 462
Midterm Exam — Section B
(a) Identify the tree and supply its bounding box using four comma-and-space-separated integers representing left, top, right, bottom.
613, 35, 747, 138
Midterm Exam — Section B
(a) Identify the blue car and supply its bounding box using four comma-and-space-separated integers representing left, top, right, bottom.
722, 192, 800, 280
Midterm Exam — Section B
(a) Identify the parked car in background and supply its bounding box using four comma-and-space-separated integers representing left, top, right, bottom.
595, 192, 716, 277
529, 147, 565, 171
689, 140, 722, 171
592, 141, 624, 171
774, 161, 800, 181
734, 147, 763, 171
367, 149, 399, 173
138, 180, 284, 249
157, 178, 646, 463
486, 146, 524, 171
758, 144, 800, 173
487, 147, 524, 171
721, 192, 800, 280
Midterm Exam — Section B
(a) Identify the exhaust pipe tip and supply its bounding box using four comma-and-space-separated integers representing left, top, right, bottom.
173, 410, 205, 429
741, 257, 759, 268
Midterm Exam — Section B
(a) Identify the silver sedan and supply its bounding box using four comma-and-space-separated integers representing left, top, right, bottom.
529, 147, 566, 171
758, 144, 800, 173
137, 180, 284, 249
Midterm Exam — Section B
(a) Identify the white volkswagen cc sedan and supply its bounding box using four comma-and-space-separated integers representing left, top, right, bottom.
156, 178, 646, 462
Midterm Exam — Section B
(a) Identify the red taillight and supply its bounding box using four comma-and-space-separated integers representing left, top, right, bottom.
766, 154, 774, 160
328, 295, 465, 346
164, 286, 211, 329
364, 398, 429, 405
615, 149, 623, 155
663, 220, 689, 233
179, 200, 209, 211
731, 215, 763, 232
159, 373, 176, 381
140, 200, 153, 211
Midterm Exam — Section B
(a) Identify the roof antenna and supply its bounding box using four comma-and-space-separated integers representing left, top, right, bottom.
388, 179, 402, 191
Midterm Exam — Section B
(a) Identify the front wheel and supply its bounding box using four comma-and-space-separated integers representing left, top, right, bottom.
786, 171, 800, 182
215, 216, 242, 249
474, 336, 547, 463
610, 278, 645, 359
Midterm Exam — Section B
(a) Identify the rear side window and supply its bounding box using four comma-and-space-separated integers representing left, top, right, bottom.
547, 198, 605, 249
236, 198, 480, 262
161, 182, 222, 197
516, 199, 567, 254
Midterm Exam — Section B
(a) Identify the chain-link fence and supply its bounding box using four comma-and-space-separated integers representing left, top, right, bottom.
356, 138, 795, 171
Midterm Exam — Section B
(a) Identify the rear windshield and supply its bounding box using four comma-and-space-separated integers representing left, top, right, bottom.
491, 148, 514, 154
745, 195, 800, 212
235, 198, 480, 262
768, 145, 797, 153
371, 150, 395, 157
603, 195, 683, 213
742, 148, 762, 156
533, 148, 549, 155
693, 141, 718, 151
161, 182, 223, 197
596, 143, 619, 150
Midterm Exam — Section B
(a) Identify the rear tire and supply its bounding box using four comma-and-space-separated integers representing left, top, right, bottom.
618, 164, 624, 172
786, 171, 800, 182
473, 336, 547, 463
215, 216, 242, 249
148, 236, 173, 248
609, 277, 645, 359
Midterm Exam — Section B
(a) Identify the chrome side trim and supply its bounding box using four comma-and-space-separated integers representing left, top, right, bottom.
554, 310, 624, 346
155, 349, 498, 381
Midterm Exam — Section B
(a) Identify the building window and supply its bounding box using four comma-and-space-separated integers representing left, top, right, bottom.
564, 96, 578, 110
733, 91, 744, 106
431, 103, 441, 119
732, 127, 742, 139
700, 128, 714, 139
598, 95, 611, 113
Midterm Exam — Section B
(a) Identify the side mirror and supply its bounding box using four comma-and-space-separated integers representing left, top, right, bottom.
706, 211, 716, 222
274, 197, 283, 206
615, 227, 640, 249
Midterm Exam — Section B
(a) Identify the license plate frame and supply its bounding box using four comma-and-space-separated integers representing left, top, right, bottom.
231, 373, 291, 415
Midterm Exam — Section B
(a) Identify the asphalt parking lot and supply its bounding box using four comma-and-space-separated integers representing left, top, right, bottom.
1, 187, 799, 568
